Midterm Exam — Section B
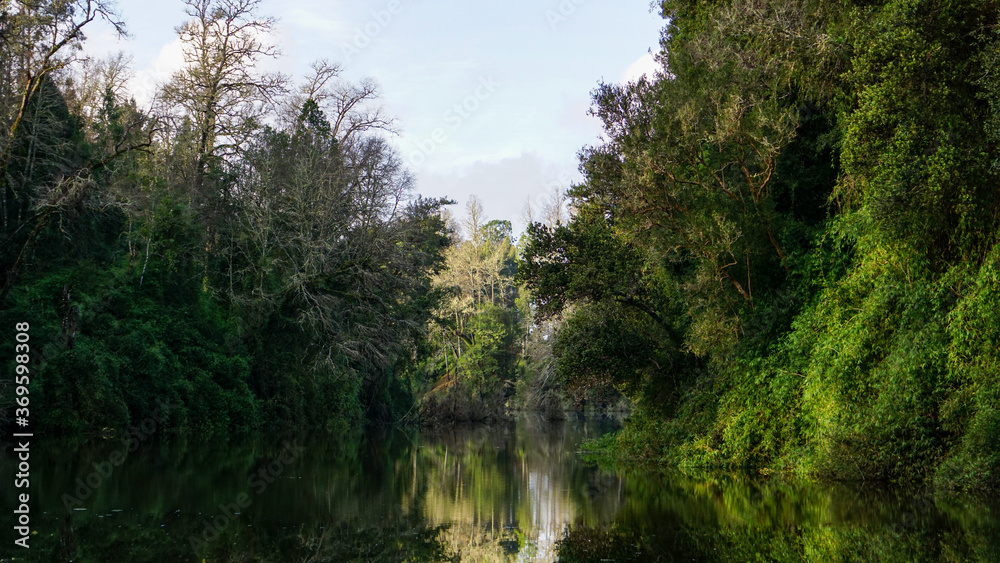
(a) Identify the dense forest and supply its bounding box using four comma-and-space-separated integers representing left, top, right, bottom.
0, 0, 466, 437
520, 0, 1000, 493
0, 0, 575, 439
3, 0, 1000, 495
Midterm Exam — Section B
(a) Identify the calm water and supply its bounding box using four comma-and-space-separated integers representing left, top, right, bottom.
2, 416, 1000, 562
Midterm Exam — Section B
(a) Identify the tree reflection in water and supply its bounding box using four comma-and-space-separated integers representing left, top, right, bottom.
2, 416, 998, 562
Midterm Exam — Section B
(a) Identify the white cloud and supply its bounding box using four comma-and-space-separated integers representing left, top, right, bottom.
622, 51, 659, 83
80, 26, 127, 60
129, 38, 186, 106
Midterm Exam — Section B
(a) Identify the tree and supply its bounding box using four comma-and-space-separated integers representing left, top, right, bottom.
160, 0, 286, 206
282, 59, 396, 145
1, 0, 126, 234
220, 100, 452, 423
0, 0, 125, 185
61, 52, 133, 128
0, 1, 154, 304
519, 212, 670, 327
420, 199, 524, 420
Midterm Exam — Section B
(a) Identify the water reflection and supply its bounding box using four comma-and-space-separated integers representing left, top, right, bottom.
557, 472, 1000, 562
415, 417, 622, 561
1, 416, 998, 562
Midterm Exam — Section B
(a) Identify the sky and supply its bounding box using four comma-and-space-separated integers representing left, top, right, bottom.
83, 0, 666, 235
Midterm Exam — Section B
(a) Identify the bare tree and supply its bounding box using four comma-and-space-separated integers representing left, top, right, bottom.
61, 52, 133, 128
329, 77, 395, 142
160, 0, 287, 202
540, 185, 568, 228
222, 111, 444, 384
463, 195, 484, 244
283, 59, 396, 145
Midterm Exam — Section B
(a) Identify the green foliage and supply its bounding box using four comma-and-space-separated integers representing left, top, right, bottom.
935, 244, 1000, 491
838, 0, 999, 261
518, 0, 1000, 493
519, 213, 670, 324
0, 24, 453, 435
552, 303, 660, 401
2, 248, 259, 437
418, 205, 525, 423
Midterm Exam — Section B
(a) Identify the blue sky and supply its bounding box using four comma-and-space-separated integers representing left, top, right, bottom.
85, 0, 666, 233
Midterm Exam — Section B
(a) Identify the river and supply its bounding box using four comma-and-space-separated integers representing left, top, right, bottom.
2, 416, 999, 561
